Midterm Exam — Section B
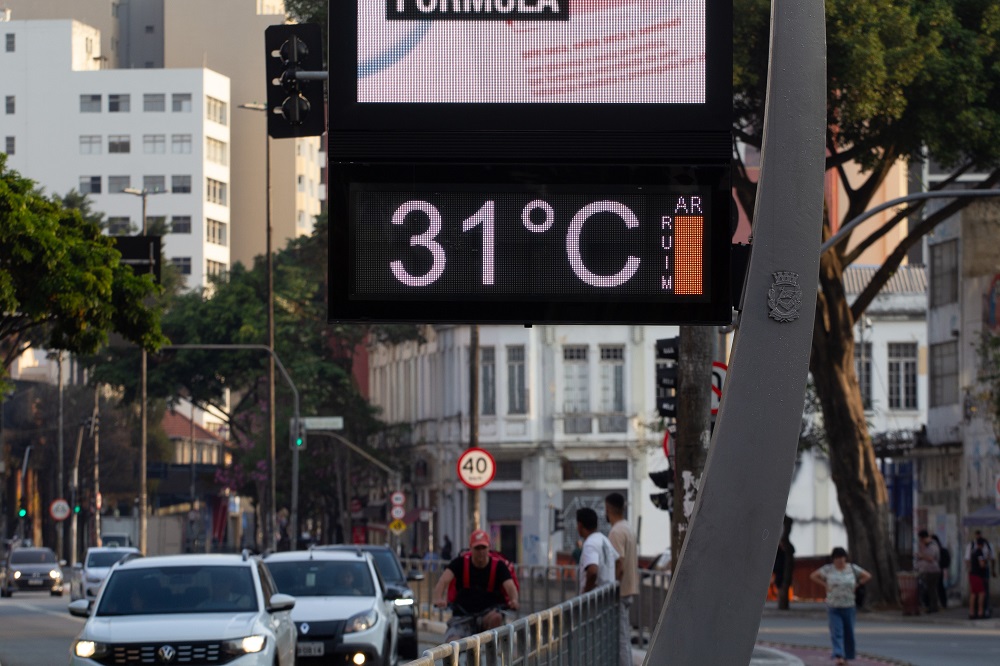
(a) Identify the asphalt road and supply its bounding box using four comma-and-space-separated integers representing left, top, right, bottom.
0, 591, 83, 666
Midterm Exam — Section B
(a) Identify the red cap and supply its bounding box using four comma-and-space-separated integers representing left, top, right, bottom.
470, 529, 490, 548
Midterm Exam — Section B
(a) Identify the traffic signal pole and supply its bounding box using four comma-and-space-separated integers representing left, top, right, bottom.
644, 0, 826, 662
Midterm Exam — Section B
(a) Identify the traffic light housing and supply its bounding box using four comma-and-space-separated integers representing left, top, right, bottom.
552, 508, 564, 533
291, 419, 306, 451
17, 507, 27, 518
265, 24, 325, 139
649, 467, 674, 512
655, 337, 680, 361
650, 492, 672, 512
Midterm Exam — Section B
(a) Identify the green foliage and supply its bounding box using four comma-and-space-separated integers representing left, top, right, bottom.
0, 157, 165, 379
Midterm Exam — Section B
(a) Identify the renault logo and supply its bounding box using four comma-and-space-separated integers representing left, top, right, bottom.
300, 622, 310, 635
157, 645, 177, 663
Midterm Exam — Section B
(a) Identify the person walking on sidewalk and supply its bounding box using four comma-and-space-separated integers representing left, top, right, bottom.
969, 537, 990, 619
576, 507, 618, 593
810, 547, 871, 665
606, 492, 638, 666
916, 529, 942, 613
965, 530, 994, 618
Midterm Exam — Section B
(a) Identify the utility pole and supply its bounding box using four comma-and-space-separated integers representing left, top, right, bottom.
91, 390, 101, 547
69, 423, 84, 565
468, 325, 480, 535
57, 351, 65, 561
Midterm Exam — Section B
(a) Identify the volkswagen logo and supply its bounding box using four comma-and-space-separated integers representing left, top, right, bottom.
156, 645, 177, 663
300, 622, 310, 635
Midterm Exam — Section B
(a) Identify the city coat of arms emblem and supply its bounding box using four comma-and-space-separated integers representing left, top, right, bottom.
767, 271, 802, 322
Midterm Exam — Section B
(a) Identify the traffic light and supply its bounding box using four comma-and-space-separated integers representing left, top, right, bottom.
655, 337, 680, 417
265, 24, 325, 139
650, 492, 672, 512
73, 504, 81, 514
656, 364, 678, 390
291, 419, 306, 451
17, 507, 27, 518
649, 467, 674, 513
552, 508, 564, 533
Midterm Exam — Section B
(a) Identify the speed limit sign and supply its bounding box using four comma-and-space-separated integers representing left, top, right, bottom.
457, 448, 496, 489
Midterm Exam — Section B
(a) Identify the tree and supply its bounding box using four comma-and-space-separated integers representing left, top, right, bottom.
0, 157, 165, 380
735, 0, 1000, 604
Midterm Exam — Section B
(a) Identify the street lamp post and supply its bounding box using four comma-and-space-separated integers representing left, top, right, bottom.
237, 102, 277, 551
123, 186, 165, 554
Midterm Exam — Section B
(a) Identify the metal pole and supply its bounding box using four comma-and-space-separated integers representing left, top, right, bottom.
291, 442, 299, 551
140, 192, 148, 555
69, 424, 84, 565
469, 325, 480, 534
644, 0, 826, 662
57, 352, 64, 561
266, 133, 277, 552
93, 390, 101, 547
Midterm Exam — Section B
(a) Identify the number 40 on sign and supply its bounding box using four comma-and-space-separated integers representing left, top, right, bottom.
457, 448, 496, 489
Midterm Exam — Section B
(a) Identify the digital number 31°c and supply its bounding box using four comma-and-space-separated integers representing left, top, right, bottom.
388, 199, 641, 288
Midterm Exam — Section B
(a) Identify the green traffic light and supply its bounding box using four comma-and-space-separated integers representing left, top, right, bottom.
18, 508, 26, 518
295, 437, 303, 447
74, 505, 81, 514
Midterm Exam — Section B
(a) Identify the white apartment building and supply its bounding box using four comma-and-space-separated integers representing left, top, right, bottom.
368, 324, 686, 566
0, 18, 230, 290
1, 0, 325, 268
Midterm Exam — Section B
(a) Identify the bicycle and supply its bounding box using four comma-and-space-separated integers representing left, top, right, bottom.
444, 603, 513, 642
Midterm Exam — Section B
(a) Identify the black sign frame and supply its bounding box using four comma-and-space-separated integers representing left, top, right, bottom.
329, 162, 731, 324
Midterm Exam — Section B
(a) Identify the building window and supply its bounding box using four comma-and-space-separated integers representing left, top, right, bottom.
486, 490, 521, 522
854, 340, 873, 410
563, 460, 628, 481
106, 217, 131, 234
171, 134, 192, 153
171, 257, 192, 275
206, 96, 228, 125
297, 175, 305, 192
79, 176, 101, 194
207, 218, 227, 246
599, 346, 627, 432
930, 240, 958, 307
143, 93, 165, 112
930, 340, 959, 407
4, 96, 13, 114
297, 210, 306, 228
206, 137, 227, 165
142, 134, 165, 154
170, 216, 192, 234
4, 136, 14, 155
108, 134, 130, 154
481, 347, 496, 416
80, 94, 101, 112
79, 135, 102, 154
108, 175, 131, 193
171, 175, 191, 193
145, 25, 155, 34
206, 259, 228, 279
143, 175, 166, 193
493, 459, 521, 481
206, 178, 228, 206
888, 342, 918, 410
172, 93, 192, 112
507, 345, 527, 415
5, 33, 14, 52
563, 345, 591, 433
108, 94, 130, 112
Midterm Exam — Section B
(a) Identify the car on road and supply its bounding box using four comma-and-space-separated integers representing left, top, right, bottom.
319, 544, 424, 659
1, 546, 65, 597
265, 548, 401, 666
67, 552, 297, 666
69, 546, 141, 601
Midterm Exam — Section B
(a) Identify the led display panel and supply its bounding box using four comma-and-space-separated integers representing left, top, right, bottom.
360, 0, 705, 104
329, 163, 732, 324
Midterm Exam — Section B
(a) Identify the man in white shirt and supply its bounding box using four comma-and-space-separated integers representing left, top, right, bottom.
576, 507, 618, 594
606, 493, 638, 666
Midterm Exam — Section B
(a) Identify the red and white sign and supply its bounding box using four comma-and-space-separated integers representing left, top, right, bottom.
390, 491, 406, 507
711, 361, 728, 415
390, 505, 406, 521
50, 499, 71, 522
457, 448, 496, 489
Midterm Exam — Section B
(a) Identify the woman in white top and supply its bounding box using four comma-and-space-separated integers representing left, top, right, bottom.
809, 547, 872, 665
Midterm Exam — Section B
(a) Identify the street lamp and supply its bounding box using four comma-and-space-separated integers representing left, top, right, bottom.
237, 102, 277, 551
122, 186, 166, 555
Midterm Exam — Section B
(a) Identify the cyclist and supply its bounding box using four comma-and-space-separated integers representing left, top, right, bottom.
433, 530, 520, 635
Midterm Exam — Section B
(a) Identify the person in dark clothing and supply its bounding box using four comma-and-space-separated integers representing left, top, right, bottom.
432, 530, 520, 631
441, 535, 453, 561
931, 534, 948, 609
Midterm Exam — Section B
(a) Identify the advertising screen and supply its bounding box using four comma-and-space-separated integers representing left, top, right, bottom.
359, 0, 705, 104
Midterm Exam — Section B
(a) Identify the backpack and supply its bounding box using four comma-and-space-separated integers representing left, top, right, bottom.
939, 545, 951, 570
446, 550, 521, 606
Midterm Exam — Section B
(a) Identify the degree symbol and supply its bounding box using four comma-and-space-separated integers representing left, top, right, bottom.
522, 200, 555, 233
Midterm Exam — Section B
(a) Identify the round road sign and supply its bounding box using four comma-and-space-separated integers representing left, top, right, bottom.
390, 491, 406, 506
390, 505, 406, 521
50, 499, 71, 522
457, 448, 496, 489
711, 361, 728, 415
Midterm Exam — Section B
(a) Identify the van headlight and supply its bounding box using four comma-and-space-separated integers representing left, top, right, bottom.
50, 569, 63, 579
75, 640, 109, 659
222, 635, 266, 655
345, 608, 378, 633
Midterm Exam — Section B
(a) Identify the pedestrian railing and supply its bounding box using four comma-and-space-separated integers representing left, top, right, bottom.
405, 584, 620, 666
401, 558, 670, 652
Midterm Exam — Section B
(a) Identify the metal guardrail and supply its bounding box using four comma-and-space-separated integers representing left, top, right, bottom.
400, 558, 671, 653
406, 584, 620, 666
